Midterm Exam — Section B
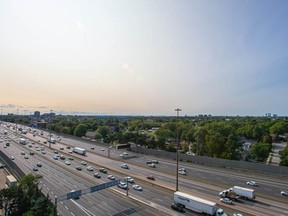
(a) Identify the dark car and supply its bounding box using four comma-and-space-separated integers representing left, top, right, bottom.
147, 175, 155, 180
99, 168, 107, 173
171, 203, 184, 212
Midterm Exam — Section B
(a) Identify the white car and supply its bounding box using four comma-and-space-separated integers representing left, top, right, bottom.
281, 190, 288, 196
133, 184, 143, 191
87, 166, 94, 171
124, 176, 134, 183
220, 198, 232, 204
149, 163, 156, 168
65, 161, 71, 165
118, 181, 128, 190
247, 181, 258, 186
81, 161, 87, 165
179, 170, 187, 175
108, 175, 116, 180
121, 164, 129, 169
10, 156, 15, 160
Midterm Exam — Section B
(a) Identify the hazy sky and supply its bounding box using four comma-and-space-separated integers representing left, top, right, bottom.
1, 0, 288, 116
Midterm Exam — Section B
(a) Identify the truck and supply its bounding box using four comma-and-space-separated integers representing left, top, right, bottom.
73, 147, 86, 156
173, 192, 227, 216
229, 186, 255, 200
219, 190, 240, 200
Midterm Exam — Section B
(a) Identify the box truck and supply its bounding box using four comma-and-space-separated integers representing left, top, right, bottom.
229, 186, 255, 200
173, 192, 227, 215
73, 147, 86, 155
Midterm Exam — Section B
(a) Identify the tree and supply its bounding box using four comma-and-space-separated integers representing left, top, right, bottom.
279, 145, 288, 166
249, 142, 272, 162
0, 174, 55, 216
74, 124, 88, 137
97, 126, 110, 138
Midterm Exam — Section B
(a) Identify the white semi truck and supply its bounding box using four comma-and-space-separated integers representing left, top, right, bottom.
229, 186, 255, 200
73, 147, 86, 155
173, 192, 227, 216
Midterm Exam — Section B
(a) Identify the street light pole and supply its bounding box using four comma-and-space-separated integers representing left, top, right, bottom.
49, 110, 53, 149
175, 108, 181, 191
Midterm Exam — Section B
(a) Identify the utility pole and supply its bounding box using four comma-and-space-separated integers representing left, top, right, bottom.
175, 108, 181, 191
49, 110, 53, 149
16, 109, 19, 137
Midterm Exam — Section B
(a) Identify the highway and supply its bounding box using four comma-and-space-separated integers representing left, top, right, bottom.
1, 123, 288, 216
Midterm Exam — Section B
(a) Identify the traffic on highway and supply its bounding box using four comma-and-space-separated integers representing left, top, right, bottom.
0, 122, 288, 216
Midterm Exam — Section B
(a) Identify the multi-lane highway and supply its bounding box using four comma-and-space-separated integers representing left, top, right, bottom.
1, 123, 288, 216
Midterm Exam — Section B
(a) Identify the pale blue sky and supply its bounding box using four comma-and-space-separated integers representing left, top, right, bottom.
1, 0, 288, 116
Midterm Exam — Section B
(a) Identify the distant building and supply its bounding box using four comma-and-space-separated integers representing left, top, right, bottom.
34, 111, 40, 118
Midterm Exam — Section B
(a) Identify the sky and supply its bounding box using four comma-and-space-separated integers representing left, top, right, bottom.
1, 0, 288, 116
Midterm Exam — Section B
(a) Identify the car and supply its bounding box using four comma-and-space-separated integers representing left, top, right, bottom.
41, 151, 46, 154
132, 184, 143, 191
147, 175, 155, 180
108, 175, 115, 180
118, 181, 128, 190
60, 155, 65, 160
60, 147, 64, 150
99, 168, 107, 173
87, 166, 94, 171
65, 161, 71, 165
33, 167, 38, 171
233, 214, 243, 216
124, 176, 134, 183
68, 150, 73, 153
281, 190, 288, 196
81, 161, 87, 165
119, 154, 127, 158
148, 163, 156, 168
10, 156, 15, 160
94, 173, 101, 178
178, 168, 187, 172
24, 155, 29, 159
146, 160, 153, 164
35, 147, 40, 151
121, 164, 129, 169
54, 150, 58, 154
37, 162, 42, 167
151, 160, 158, 164
28, 144, 32, 147
100, 148, 105, 151
21, 152, 25, 155
68, 157, 74, 160
170, 203, 184, 212
220, 198, 233, 204
66, 146, 71, 149
90, 146, 95, 150
53, 155, 58, 160
76, 166, 82, 171
247, 181, 258, 186
179, 170, 187, 175
29, 151, 34, 155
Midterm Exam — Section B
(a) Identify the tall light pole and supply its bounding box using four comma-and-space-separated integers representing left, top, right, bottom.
175, 108, 181, 191
16, 109, 19, 137
49, 110, 53, 149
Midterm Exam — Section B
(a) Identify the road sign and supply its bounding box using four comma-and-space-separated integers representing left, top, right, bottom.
90, 180, 120, 192
67, 190, 81, 199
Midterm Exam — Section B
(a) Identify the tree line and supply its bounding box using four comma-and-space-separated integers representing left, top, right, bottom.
1, 115, 288, 165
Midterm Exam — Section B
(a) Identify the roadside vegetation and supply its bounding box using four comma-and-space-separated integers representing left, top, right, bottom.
0, 174, 55, 216
1, 115, 288, 166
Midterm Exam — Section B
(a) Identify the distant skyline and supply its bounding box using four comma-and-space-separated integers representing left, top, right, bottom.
1, 0, 288, 116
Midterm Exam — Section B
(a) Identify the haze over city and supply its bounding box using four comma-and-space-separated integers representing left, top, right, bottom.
1, 0, 288, 116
